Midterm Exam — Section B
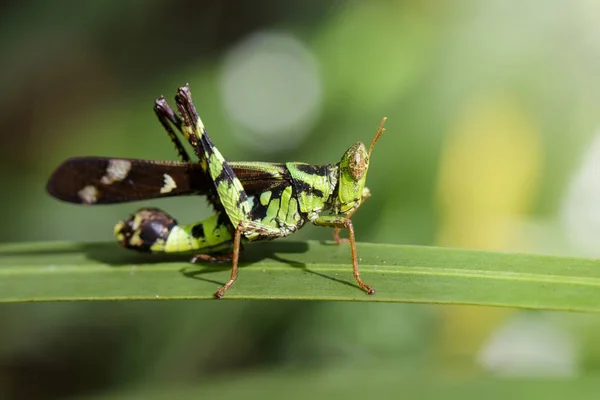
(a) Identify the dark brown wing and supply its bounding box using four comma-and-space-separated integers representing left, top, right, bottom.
228, 161, 292, 194
47, 157, 293, 205
46, 157, 210, 204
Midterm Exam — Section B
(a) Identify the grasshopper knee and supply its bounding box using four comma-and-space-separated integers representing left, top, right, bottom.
114, 208, 177, 252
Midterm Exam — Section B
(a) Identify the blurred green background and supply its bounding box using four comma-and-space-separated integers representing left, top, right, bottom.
3, 0, 600, 398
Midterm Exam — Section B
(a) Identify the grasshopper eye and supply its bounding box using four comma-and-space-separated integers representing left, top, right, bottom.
348, 149, 367, 181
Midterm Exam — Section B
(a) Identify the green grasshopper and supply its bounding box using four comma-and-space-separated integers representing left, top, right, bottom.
47, 84, 386, 298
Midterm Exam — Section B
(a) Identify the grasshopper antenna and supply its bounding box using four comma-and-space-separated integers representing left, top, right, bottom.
368, 117, 387, 157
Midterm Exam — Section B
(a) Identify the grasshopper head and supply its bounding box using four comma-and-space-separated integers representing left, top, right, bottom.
336, 118, 386, 214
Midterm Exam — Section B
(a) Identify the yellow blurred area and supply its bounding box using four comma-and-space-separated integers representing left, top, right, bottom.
435, 94, 543, 373
437, 95, 542, 250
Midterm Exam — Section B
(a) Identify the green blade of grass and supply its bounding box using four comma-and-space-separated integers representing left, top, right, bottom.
1, 240, 600, 310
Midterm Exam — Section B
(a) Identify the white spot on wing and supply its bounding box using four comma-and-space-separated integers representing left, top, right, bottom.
101, 159, 132, 185
78, 185, 99, 204
160, 174, 177, 193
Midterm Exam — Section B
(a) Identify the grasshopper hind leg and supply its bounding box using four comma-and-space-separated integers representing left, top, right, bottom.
115, 208, 234, 255
115, 208, 242, 298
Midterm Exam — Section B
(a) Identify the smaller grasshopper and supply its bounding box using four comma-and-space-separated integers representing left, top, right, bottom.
47, 84, 386, 298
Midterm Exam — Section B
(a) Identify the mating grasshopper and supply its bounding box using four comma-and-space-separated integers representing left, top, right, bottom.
47, 84, 386, 298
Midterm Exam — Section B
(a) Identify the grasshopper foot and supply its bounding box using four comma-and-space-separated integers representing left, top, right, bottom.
191, 253, 233, 264
214, 279, 235, 299
360, 283, 376, 295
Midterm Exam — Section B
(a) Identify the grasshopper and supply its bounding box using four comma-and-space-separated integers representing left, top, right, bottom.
47, 84, 386, 298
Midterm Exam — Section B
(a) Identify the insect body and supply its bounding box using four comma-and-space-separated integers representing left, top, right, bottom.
47, 84, 386, 298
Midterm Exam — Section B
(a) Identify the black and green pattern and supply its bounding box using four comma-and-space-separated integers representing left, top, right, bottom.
47, 84, 386, 298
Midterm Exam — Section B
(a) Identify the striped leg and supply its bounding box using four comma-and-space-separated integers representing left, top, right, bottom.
174, 85, 254, 230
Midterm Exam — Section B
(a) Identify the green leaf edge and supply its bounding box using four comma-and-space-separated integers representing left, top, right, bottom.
1, 240, 599, 312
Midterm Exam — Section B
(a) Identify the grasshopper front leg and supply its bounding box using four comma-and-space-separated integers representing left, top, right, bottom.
333, 187, 371, 245
314, 215, 375, 295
